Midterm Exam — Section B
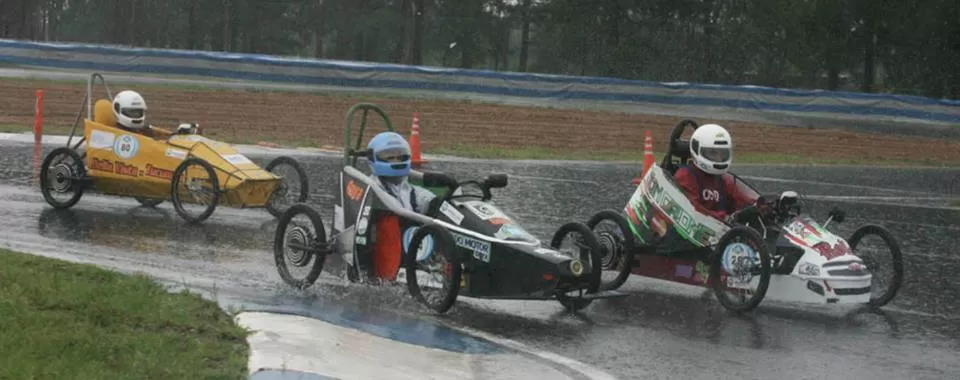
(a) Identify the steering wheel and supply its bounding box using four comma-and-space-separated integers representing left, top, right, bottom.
445, 180, 492, 202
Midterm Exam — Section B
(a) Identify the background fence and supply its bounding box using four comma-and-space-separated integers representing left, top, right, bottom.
1, 38, 958, 126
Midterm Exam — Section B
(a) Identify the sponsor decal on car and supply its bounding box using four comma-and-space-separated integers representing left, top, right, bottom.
114, 161, 139, 177
91, 158, 137, 177
534, 247, 570, 260
494, 224, 536, 241
165, 148, 187, 160
334, 205, 344, 231
89, 130, 115, 149
797, 262, 821, 276
357, 214, 369, 235
439, 201, 464, 225
113, 134, 140, 159
694, 261, 710, 285
463, 201, 510, 221
630, 167, 719, 247
90, 158, 115, 173
454, 233, 491, 263
721, 242, 758, 288
346, 180, 364, 201
222, 154, 252, 165
402, 227, 435, 262
144, 164, 173, 180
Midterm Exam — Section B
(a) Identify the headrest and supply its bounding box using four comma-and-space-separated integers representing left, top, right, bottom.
93, 99, 116, 126
670, 138, 691, 158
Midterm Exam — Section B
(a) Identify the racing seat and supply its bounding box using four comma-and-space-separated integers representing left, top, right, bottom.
661, 137, 692, 176
93, 99, 117, 127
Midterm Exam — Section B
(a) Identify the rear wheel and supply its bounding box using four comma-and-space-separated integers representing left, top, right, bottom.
586, 210, 635, 291
40, 147, 86, 209
405, 225, 461, 314
170, 158, 220, 224
709, 226, 772, 313
265, 156, 310, 218
551, 222, 603, 312
274, 203, 328, 289
848, 225, 903, 308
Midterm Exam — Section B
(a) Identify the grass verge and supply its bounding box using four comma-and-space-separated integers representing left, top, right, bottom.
951, 199, 960, 207
2, 123, 954, 167
0, 249, 250, 379
1, 74, 477, 104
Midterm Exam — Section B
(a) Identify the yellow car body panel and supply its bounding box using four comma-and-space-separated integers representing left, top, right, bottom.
82, 117, 281, 208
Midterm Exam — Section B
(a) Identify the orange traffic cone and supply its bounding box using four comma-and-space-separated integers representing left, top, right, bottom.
631, 130, 655, 185
409, 111, 428, 168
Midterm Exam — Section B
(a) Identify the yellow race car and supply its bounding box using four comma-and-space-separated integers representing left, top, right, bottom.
38, 73, 310, 224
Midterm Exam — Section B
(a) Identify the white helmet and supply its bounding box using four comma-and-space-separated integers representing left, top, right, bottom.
690, 123, 733, 175
112, 90, 147, 129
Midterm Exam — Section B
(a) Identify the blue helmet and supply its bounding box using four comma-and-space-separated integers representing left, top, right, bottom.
367, 131, 411, 177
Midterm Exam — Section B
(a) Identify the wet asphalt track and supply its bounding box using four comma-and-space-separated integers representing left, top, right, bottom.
2, 141, 960, 380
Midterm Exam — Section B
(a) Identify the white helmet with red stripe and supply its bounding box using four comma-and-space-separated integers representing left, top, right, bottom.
690, 123, 733, 175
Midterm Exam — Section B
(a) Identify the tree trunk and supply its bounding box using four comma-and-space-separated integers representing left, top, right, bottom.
518, 0, 531, 72
604, 1, 621, 76
861, 32, 876, 93
860, 8, 877, 93
128, 0, 136, 45
18, 0, 28, 39
410, 0, 424, 65
394, 0, 410, 63
500, 25, 509, 71
187, 2, 197, 49
314, 0, 325, 58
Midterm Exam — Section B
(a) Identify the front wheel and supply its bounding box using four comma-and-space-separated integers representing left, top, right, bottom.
170, 158, 220, 224
265, 156, 310, 218
709, 226, 772, 313
405, 224, 461, 314
586, 210, 635, 291
274, 203, 329, 289
39, 147, 86, 209
551, 221, 603, 312
848, 225, 903, 308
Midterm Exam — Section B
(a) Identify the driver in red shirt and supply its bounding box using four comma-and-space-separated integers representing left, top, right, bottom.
673, 123, 757, 223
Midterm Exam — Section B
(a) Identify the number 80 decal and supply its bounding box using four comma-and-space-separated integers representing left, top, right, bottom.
113, 134, 140, 159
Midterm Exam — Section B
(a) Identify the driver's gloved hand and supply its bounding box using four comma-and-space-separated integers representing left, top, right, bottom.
176, 123, 198, 134
723, 213, 736, 225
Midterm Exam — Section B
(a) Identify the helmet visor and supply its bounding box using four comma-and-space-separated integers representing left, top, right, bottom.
700, 147, 730, 162
375, 147, 410, 163
121, 107, 144, 119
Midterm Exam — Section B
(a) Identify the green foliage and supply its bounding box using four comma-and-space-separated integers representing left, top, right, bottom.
0, 249, 250, 379
4, 0, 959, 99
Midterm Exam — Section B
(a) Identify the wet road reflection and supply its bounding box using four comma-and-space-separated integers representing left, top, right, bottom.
2, 143, 959, 379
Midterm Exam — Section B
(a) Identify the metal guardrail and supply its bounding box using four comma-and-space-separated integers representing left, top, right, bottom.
1, 38, 958, 125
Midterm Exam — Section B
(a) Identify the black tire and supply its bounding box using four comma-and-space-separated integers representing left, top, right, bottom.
551, 221, 603, 312
586, 210, 635, 291
274, 203, 328, 290
170, 158, 220, 224
709, 226, 772, 313
405, 224, 461, 314
135, 197, 164, 207
265, 156, 310, 218
39, 147, 86, 209
848, 225, 904, 308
